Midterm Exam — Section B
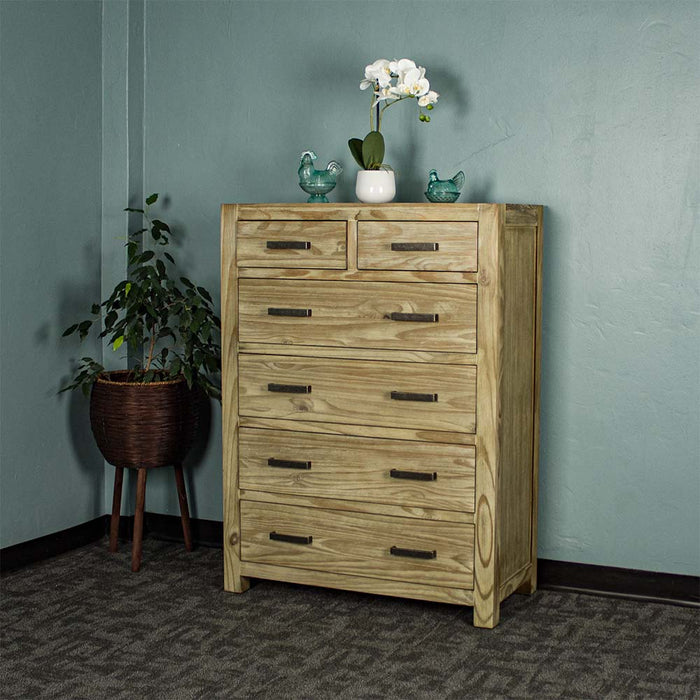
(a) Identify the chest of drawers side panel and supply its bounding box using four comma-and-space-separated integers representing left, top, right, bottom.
221, 205, 250, 593
498, 219, 541, 591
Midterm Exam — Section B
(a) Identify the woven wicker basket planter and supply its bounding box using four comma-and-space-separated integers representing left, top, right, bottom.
90, 370, 199, 469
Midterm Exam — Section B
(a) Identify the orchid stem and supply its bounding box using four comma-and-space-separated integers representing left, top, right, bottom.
375, 91, 380, 133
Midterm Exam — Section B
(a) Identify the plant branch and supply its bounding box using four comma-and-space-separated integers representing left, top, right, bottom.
143, 326, 158, 372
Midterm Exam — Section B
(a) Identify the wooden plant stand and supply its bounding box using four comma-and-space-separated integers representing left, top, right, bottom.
108, 463, 193, 572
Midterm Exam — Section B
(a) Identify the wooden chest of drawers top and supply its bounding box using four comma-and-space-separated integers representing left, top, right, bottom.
229, 202, 539, 277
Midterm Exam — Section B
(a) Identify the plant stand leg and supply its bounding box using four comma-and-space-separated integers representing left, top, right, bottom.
109, 467, 124, 553
131, 467, 148, 572
174, 463, 193, 552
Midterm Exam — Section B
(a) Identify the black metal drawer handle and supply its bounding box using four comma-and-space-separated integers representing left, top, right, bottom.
390, 469, 437, 482
389, 312, 439, 323
269, 531, 313, 545
267, 383, 312, 394
391, 242, 439, 252
267, 307, 312, 317
266, 240, 311, 250
390, 546, 436, 560
390, 391, 438, 403
268, 458, 311, 470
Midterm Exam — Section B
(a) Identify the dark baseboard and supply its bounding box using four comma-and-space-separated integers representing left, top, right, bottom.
0, 517, 106, 573
538, 558, 700, 607
142, 512, 223, 548
2, 517, 698, 608
0, 512, 222, 573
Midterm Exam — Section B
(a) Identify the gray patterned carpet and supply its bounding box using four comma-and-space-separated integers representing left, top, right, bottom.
1, 539, 698, 699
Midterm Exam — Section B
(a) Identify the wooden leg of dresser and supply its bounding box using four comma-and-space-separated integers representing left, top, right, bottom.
473, 592, 500, 628
473, 498, 500, 627
516, 561, 538, 595
223, 536, 250, 594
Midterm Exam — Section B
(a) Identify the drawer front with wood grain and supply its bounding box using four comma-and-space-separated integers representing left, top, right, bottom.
239, 428, 476, 512
239, 279, 477, 353
238, 355, 476, 433
240, 501, 474, 588
357, 221, 477, 271
237, 220, 346, 269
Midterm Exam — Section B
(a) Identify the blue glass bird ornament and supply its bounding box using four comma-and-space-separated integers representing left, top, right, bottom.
298, 151, 343, 203
425, 169, 465, 203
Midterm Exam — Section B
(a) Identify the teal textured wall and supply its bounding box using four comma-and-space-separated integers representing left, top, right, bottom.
140, 0, 700, 575
1, 1, 698, 576
0, 1, 104, 546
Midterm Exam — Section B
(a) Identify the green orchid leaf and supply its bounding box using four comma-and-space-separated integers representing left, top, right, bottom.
348, 138, 365, 169
362, 131, 385, 170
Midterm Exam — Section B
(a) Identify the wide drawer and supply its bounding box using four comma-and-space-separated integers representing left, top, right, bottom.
240, 501, 474, 588
238, 355, 476, 433
237, 220, 346, 269
358, 221, 477, 271
239, 428, 476, 512
239, 279, 477, 353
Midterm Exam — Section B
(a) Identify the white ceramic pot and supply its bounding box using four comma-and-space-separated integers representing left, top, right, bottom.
355, 170, 396, 203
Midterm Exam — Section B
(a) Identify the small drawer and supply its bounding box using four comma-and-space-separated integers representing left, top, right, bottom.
358, 221, 477, 271
239, 279, 477, 353
238, 355, 476, 433
240, 501, 474, 588
237, 220, 346, 269
239, 429, 476, 512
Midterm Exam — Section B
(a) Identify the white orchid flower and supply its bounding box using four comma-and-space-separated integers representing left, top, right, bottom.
355, 56, 439, 137
371, 87, 395, 108
389, 58, 416, 77
418, 90, 439, 107
360, 59, 392, 90
402, 67, 430, 97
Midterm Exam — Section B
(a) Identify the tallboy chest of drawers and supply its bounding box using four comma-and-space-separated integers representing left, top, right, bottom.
221, 203, 543, 628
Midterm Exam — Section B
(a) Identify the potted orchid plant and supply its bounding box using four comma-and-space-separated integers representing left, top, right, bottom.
349, 58, 439, 202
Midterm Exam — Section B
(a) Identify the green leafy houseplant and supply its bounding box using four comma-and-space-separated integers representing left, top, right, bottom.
62, 193, 221, 400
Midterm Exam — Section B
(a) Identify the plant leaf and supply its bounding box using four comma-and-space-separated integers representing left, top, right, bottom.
62, 324, 79, 337
145, 193, 158, 205
362, 131, 385, 170
113, 335, 124, 351
197, 286, 213, 303
348, 138, 364, 169
152, 219, 171, 233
